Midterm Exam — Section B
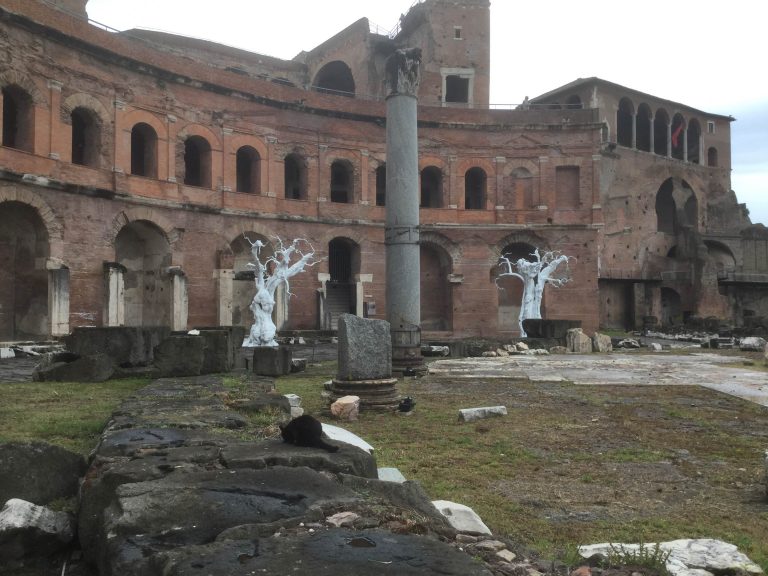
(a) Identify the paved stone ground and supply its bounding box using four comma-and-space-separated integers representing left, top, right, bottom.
428, 352, 768, 406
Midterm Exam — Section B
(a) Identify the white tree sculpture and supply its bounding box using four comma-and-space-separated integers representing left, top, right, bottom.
496, 248, 573, 337
242, 236, 320, 347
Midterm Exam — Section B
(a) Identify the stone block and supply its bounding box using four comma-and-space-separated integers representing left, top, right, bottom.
33, 352, 114, 382
0, 499, 74, 562
740, 336, 767, 351
66, 326, 170, 367
197, 329, 232, 374
330, 395, 360, 421
431, 500, 492, 535
592, 333, 613, 353
0, 442, 86, 506
458, 406, 508, 422
378, 467, 407, 483
337, 314, 391, 380
252, 346, 292, 376
566, 328, 593, 353
523, 319, 582, 339
153, 335, 205, 377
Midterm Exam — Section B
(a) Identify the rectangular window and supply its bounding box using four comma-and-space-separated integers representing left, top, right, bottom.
445, 75, 469, 103
707, 121, 716, 134
555, 166, 580, 209
454, 26, 462, 39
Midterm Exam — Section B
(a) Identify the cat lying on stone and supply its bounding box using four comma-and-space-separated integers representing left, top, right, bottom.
279, 414, 339, 453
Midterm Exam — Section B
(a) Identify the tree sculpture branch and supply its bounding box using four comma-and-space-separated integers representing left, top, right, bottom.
243, 235, 321, 347
496, 248, 575, 337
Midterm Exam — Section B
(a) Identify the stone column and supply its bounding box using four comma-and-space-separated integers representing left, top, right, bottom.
385, 48, 425, 374
168, 267, 188, 331
103, 262, 126, 326
47, 260, 69, 336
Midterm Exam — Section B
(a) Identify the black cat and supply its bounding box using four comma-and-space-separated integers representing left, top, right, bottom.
279, 414, 339, 453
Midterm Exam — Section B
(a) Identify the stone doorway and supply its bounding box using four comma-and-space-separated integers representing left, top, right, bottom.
0, 201, 53, 340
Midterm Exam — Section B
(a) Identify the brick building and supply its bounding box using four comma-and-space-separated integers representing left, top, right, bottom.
0, 0, 764, 343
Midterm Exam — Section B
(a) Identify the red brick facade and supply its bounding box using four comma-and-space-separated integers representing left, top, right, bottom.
0, 0, 763, 342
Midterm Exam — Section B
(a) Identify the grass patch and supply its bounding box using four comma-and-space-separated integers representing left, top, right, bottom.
0, 377, 149, 454
276, 360, 768, 571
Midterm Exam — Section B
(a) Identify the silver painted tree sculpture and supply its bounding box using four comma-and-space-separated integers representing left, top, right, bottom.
496, 249, 573, 337
243, 236, 320, 347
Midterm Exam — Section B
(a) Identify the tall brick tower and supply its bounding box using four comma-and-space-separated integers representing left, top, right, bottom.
396, 0, 491, 108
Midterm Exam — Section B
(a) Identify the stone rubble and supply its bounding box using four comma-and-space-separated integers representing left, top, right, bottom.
579, 539, 764, 576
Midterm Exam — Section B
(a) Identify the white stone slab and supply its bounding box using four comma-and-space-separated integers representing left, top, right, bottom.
321, 423, 374, 454
579, 539, 763, 576
432, 500, 492, 535
378, 467, 407, 483
0, 348, 14, 359
458, 406, 507, 422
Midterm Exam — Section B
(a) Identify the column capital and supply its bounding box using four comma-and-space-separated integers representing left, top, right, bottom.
385, 48, 422, 98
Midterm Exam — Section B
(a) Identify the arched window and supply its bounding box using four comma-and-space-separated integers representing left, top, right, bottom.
655, 179, 676, 234
236, 145, 260, 193
420, 166, 443, 208
707, 147, 718, 167
313, 61, 355, 97
687, 119, 701, 164
71, 107, 100, 167
565, 95, 582, 109
131, 122, 158, 178
183, 136, 212, 188
636, 103, 652, 152
2, 85, 34, 152
330, 160, 353, 203
671, 113, 685, 161
420, 243, 453, 331
375, 164, 386, 206
464, 167, 486, 210
654, 108, 669, 156
617, 98, 634, 148
284, 153, 307, 200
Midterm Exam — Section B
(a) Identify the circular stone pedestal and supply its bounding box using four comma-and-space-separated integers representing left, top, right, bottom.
331, 378, 400, 411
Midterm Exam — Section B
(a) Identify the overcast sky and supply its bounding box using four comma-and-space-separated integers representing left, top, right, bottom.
86, 0, 767, 225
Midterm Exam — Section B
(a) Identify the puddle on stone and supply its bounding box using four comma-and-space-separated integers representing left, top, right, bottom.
345, 536, 376, 548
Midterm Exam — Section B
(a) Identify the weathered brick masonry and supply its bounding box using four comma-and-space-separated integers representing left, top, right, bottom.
0, 0, 764, 342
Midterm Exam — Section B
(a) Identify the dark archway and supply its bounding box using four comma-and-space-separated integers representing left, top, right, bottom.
71, 107, 100, 167
2, 85, 34, 152
707, 147, 718, 167
420, 166, 443, 208
284, 153, 307, 200
654, 108, 669, 156
326, 238, 360, 329
617, 98, 634, 148
330, 160, 353, 203
115, 220, 171, 327
420, 243, 452, 331
236, 145, 261, 194
313, 61, 355, 97
671, 113, 685, 161
375, 164, 386, 206
636, 103, 652, 152
661, 287, 682, 326
183, 135, 212, 188
0, 201, 50, 340
687, 118, 701, 164
131, 123, 158, 178
655, 179, 677, 234
464, 167, 486, 210
495, 242, 538, 333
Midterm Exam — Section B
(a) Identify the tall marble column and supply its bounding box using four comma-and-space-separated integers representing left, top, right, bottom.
385, 48, 425, 374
